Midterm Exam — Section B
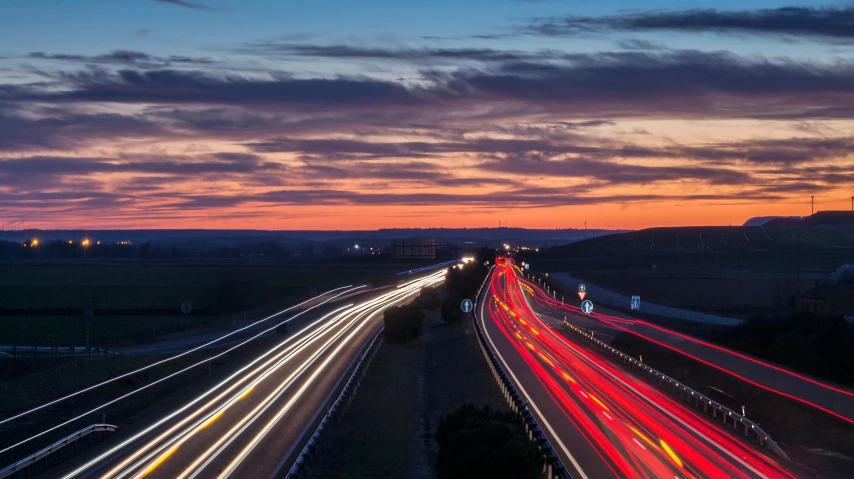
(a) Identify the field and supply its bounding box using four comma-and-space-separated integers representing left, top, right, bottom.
0, 257, 438, 346
525, 221, 854, 318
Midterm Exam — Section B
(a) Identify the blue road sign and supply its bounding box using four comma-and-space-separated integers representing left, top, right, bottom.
581, 300, 594, 314
631, 296, 641, 310
461, 299, 473, 313
578, 284, 587, 293
524, 263, 530, 270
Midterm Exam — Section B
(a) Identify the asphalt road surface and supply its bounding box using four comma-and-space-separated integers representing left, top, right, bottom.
520, 272, 854, 426
478, 259, 797, 479
56, 269, 445, 479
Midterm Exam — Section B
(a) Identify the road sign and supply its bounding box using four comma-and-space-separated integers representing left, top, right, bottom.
181, 301, 193, 315
581, 300, 594, 314
577, 290, 586, 301
461, 299, 473, 313
524, 263, 530, 270
631, 296, 640, 310
578, 284, 586, 293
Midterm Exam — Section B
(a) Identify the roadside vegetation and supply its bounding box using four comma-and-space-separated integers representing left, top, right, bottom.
436, 404, 543, 479
440, 248, 493, 323
717, 313, 854, 387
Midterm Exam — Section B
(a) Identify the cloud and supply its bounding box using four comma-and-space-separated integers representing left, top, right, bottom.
8, 49, 854, 122
615, 39, 668, 50
28, 50, 217, 68
136, 29, 151, 37
526, 7, 854, 42
153, 0, 214, 10
0, 111, 167, 152
237, 42, 560, 63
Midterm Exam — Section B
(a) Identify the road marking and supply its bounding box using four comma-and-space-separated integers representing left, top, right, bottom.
479, 284, 590, 479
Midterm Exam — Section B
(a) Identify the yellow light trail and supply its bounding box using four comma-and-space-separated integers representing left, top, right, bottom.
660, 439, 683, 468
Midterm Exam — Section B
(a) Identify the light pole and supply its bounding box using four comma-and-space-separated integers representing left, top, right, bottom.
811, 195, 814, 215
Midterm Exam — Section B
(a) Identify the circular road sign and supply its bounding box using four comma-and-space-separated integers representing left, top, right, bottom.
461, 299, 474, 313
580, 300, 594, 314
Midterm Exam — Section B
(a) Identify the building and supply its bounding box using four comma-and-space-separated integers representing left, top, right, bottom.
793, 283, 854, 317
391, 239, 436, 259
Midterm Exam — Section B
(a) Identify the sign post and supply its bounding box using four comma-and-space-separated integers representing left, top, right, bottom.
181, 301, 193, 333
83, 308, 94, 350
631, 296, 641, 311
461, 299, 474, 335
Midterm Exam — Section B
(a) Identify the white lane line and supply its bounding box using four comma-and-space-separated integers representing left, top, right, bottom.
478, 275, 590, 479
633, 438, 646, 450
0, 285, 359, 427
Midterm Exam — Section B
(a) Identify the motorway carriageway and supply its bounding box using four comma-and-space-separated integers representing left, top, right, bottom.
58, 269, 445, 479
519, 270, 854, 426
480, 259, 797, 479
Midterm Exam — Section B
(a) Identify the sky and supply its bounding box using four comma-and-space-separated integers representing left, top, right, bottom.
1, 0, 854, 230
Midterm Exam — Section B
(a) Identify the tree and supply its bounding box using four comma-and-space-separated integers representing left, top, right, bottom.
383, 303, 424, 342
437, 404, 542, 479
415, 286, 441, 311
441, 299, 463, 323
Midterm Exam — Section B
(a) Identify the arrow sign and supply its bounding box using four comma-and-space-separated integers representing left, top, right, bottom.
461, 299, 473, 313
577, 291, 586, 301
581, 300, 594, 315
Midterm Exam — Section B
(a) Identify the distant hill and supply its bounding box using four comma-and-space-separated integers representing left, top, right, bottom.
743, 216, 801, 226
744, 211, 854, 227
0, 227, 629, 248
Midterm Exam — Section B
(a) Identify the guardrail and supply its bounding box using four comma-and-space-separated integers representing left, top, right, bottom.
286, 331, 383, 478
0, 424, 117, 479
472, 268, 572, 479
562, 322, 790, 462
0, 346, 121, 358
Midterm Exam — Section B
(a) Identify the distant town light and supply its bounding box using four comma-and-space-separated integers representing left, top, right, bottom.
31, 239, 39, 247
82, 239, 90, 247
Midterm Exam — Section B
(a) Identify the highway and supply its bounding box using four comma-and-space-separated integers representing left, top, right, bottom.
57, 269, 445, 479
520, 272, 854, 425
478, 258, 797, 479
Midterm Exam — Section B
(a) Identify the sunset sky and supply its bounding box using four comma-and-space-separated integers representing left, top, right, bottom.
1, 0, 853, 230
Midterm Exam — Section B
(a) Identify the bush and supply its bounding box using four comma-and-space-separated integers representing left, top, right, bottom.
441, 298, 463, 323
436, 404, 542, 479
415, 286, 441, 311
717, 313, 854, 386
383, 303, 424, 342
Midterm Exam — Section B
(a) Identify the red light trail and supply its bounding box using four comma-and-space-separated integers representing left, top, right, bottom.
482, 258, 797, 478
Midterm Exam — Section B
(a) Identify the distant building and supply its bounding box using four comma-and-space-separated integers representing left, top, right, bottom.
793, 283, 854, 317
391, 239, 436, 259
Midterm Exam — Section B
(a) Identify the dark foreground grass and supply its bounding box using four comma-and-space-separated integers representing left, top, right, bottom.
307, 341, 421, 479
309, 310, 507, 478
0, 259, 419, 346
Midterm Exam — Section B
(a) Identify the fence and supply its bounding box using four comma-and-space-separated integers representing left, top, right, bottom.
0, 346, 121, 358
0, 424, 117, 479
472, 268, 572, 479
562, 321, 790, 462
286, 331, 383, 478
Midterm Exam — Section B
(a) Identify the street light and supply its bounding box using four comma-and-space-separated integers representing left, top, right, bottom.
31, 239, 39, 247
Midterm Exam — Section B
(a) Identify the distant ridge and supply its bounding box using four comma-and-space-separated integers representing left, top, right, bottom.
742, 216, 801, 227
743, 211, 854, 227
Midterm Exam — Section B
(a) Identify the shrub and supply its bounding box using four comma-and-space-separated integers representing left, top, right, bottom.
436, 404, 542, 479
383, 303, 424, 342
415, 286, 441, 311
